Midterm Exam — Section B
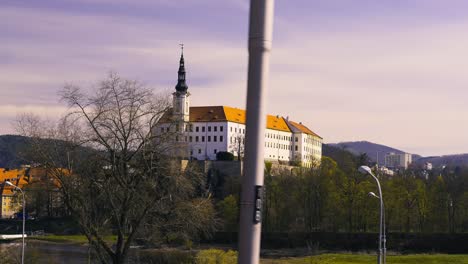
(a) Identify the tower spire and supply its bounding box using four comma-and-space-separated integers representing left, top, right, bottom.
175, 44, 188, 93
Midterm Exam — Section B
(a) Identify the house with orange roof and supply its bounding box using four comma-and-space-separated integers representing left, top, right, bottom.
0, 167, 26, 218
155, 51, 322, 167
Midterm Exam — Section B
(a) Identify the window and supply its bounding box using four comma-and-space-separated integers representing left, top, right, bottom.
230, 127, 233, 132
160, 127, 164, 133
295, 146, 298, 151
190, 124, 193, 132
220, 136, 223, 142
198, 149, 202, 154
189, 136, 193, 142
295, 137, 298, 142
185, 136, 187, 142
230, 137, 233, 143
176, 136, 179, 141
208, 126, 212, 132
196, 136, 199, 142
214, 149, 217, 154
166, 127, 170, 132
202, 126, 205, 132
235, 128, 237, 133
190, 150, 193, 155
202, 136, 205, 142
208, 136, 211, 142
214, 136, 217, 142
214, 126, 217, 132
196, 126, 199, 132
220, 126, 223, 132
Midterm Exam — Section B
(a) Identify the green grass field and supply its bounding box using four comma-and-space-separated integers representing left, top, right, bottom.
20, 237, 468, 263
261, 254, 468, 264
29, 234, 116, 244
197, 250, 468, 264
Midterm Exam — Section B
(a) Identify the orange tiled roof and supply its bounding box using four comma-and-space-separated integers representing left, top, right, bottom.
1, 187, 14, 196
288, 120, 322, 138
160, 105, 318, 134
190, 106, 226, 122
191, 106, 291, 132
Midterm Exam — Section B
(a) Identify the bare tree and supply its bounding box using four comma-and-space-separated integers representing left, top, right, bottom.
15, 73, 215, 264
229, 134, 245, 161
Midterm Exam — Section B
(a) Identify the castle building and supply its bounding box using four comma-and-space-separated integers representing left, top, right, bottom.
156, 50, 322, 167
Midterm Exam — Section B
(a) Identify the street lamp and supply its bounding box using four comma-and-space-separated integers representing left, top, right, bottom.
5, 181, 25, 264
358, 166, 386, 264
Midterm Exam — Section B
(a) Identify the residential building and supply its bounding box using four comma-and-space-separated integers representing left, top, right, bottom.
384, 152, 412, 169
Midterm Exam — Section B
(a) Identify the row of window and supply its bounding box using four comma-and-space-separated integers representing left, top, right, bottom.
189, 135, 224, 143
304, 137, 321, 146
192, 125, 224, 133
230, 127, 245, 134
191, 149, 218, 155
230, 137, 245, 144
303, 146, 321, 155
268, 154, 290, 159
266, 133, 294, 141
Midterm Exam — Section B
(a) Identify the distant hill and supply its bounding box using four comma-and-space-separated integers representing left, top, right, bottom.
328, 141, 468, 168
0, 135, 31, 168
414, 154, 468, 168
328, 141, 418, 165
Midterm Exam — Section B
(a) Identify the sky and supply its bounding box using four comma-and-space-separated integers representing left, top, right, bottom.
2, 0, 468, 156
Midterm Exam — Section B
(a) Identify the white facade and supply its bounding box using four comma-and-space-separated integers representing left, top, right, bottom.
155, 53, 323, 167
385, 152, 412, 169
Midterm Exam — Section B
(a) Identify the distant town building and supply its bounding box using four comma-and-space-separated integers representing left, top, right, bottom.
424, 162, 433, 171
155, 51, 322, 167
376, 166, 395, 176
384, 152, 412, 169
0, 167, 62, 219
0, 167, 29, 218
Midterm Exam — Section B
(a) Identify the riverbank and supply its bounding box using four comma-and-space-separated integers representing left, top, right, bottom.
2, 239, 468, 264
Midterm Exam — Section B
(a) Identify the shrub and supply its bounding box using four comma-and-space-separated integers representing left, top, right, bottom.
139, 249, 195, 264
195, 249, 237, 264
216, 152, 234, 161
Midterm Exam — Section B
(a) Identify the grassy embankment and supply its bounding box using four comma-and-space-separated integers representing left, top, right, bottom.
29, 234, 116, 244
20, 237, 468, 263
261, 254, 468, 264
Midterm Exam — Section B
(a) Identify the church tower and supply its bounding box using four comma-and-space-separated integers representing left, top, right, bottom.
173, 45, 190, 122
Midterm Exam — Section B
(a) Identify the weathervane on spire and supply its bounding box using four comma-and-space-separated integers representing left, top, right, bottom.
179, 43, 184, 55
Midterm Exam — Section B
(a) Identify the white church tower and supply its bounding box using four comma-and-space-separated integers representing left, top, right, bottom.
173, 45, 190, 122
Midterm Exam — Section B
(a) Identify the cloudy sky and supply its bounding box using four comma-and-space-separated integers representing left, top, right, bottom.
2, 0, 468, 156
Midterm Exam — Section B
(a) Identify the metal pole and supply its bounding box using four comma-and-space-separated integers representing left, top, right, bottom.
370, 173, 383, 264
20, 188, 25, 264
382, 200, 386, 264
238, 1, 275, 264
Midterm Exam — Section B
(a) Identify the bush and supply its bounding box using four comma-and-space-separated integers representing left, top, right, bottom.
216, 152, 234, 161
196, 249, 237, 264
139, 249, 195, 264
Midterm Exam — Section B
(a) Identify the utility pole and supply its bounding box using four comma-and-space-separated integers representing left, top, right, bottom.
238, 1, 275, 263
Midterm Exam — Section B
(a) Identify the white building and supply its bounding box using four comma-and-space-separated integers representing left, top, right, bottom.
384, 152, 412, 169
155, 52, 322, 167
424, 162, 433, 171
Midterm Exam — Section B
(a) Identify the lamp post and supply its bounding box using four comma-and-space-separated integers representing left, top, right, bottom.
6, 181, 25, 264
358, 166, 386, 264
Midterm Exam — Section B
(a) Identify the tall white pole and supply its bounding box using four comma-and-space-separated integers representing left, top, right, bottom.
238, 1, 275, 264
238, 0, 274, 264
369, 173, 384, 264
6, 181, 25, 264
21, 189, 25, 264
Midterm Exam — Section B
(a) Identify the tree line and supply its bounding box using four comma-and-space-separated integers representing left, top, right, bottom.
218, 148, 468, 234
